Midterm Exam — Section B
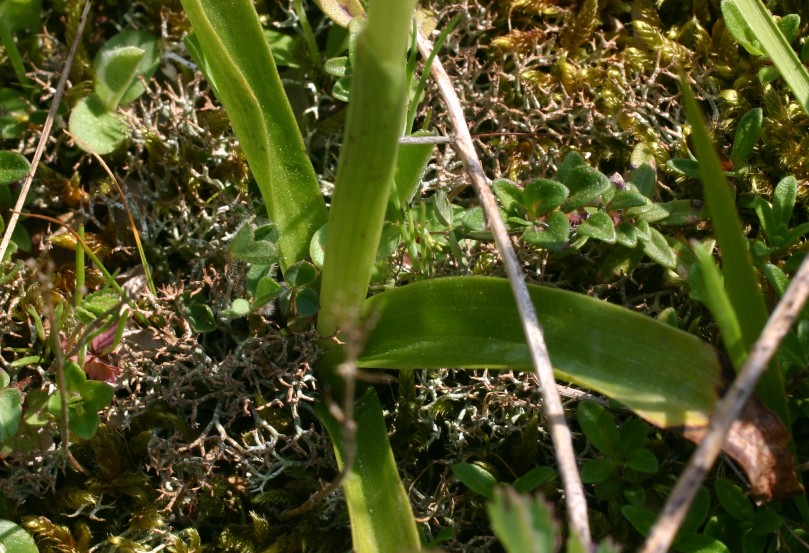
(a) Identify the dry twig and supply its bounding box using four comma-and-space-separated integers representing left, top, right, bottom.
416, 29, 592, 546
641, 253, 809, 553
0, 0, 93, 261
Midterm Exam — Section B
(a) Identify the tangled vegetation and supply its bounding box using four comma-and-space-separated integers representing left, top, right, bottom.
1, 0, 808, 551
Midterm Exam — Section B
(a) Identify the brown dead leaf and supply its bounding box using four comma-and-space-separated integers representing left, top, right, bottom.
683, 394, 803, 503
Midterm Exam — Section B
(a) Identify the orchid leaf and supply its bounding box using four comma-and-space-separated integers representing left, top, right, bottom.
357, 276, 722, 430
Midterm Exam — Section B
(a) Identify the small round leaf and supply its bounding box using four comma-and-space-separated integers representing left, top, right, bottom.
0, 151, 30, 185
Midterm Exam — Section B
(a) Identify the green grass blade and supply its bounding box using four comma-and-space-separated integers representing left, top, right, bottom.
679, 76, 789, 424
358, 276, 722, 430
723, 0, 809, 117
317, 387, 422, 553
179, 0, 328, 271
318, 0, 417, 335
692, 242, 746, 368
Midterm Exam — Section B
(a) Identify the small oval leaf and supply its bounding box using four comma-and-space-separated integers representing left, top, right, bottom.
0, 150, 30, 185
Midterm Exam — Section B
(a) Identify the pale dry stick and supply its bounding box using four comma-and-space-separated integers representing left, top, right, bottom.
0, 0, 92, 262
641, 252, 809, 553
416, 30, 592, 547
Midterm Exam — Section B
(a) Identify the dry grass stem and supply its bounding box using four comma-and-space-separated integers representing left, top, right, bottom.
0, 0, 92, 261
641, 253, 809, 553
416, 28, 591, 546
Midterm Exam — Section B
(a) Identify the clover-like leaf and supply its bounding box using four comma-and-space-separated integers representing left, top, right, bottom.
667, 158, 701, 178
561, 166, 612, 210
94, 30, 160, 107
492, 179, 524, 216
523, 178, 568, 218
285, 260, 317, 287
641, 227, 677, 268
523, 211, 570, 249
577, 211, 616, 243
0, 150, 30, 185
577, 401, 621, 459
229, 223, 278, 265
68, 94, 128, 155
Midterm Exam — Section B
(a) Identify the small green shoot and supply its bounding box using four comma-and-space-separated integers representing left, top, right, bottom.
68, 30, 160, 154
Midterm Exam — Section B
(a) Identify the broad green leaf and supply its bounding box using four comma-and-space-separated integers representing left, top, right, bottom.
488, 487, 559, 553
0, 388, 21, 441
94, 45, 146, 110
624, 448, 658, 473
93, 30, 160, 106
772, 175, 797, 228
0, 519, 38, 553
681, 487, 711, 534
629, 143, 657, 198
667, 158, 702, 178
318, 0, 417, 336
609, 189, 647, 209
777, 14, 800, 44
577, 401, 621, 459
619, 418, 651, 450
452, 463, 497, 499
715, 478, 754, 521
657, 199, 704, 226
180, 0, 328, 270
581, 459, 614, 484
562, 166, 612, 210
357, 276, 722, 429
80, 381, 114, 411
0, 368, 8, 388
523, 179, 568, 218
68, 94, 127, 155
263, 29, 302, 68
621, 505, 656, 536
229, 224, 278, 265
68, 406, 101, 440
492, 179, 524, 216
523, 211, 570, 249
230, 298, 251, 316
294, 287, 320, 317
0, 150, 30, 185
729, 108, 762, 166
462, 206, 486, 232
513, 466, 556, 494
324, 56, 351, 77
675, 533, 731, 553
254, 276, 283, 307
317, 387, 421, 553
641, 227, 676, 268
680, 76, 787, 422
577, 211, 616, 243
614, 222, 638, 249
556, 150, 586, 183
285, 260, 317, 287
